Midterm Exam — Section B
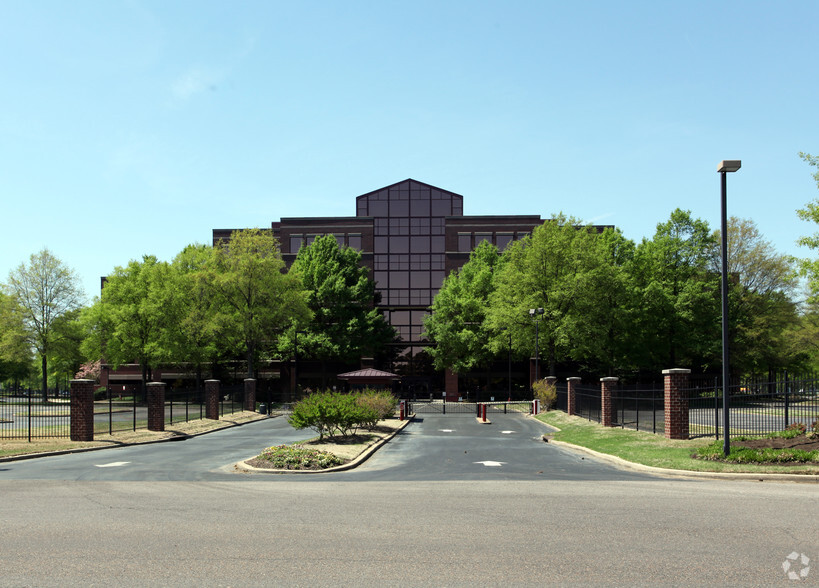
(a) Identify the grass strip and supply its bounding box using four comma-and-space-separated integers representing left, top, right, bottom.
537, 411, 819, 475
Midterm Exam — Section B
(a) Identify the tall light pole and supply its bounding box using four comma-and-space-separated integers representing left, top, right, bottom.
501, 326, 512, 401
529, 308, 544, 390
718, 159, 741, 456
293, 329, 307, 399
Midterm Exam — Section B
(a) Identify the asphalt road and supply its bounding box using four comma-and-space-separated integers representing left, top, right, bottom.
1, 414, 817, 586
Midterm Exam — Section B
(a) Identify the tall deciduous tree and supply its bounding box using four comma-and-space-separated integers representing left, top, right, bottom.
571, 228, 638, 376
0, 289, 33, 388
207, 229, 310, 378
631, 209, 718, 372
283, 235, 394, 383
167, 244, 225, 390
423, 240, 503, 373
487, 215, 601, 377
796, 152, 819, 298
97, 255, 172, 396
711, 217, 797, 374
7, 249, 83, 401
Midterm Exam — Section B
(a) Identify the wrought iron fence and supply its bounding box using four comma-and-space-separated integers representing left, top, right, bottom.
612, 384, 664, 434
1, 382, 254, 441
687, 375, 819, 439
574, 384, 602, 423
0, 392, 71, 441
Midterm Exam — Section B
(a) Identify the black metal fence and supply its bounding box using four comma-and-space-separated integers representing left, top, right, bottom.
558, 374, 819, 439
0, 391, 71, 441
1, 383, 252, 442
613, 384, 664, 434
688, 375, 819, 439
574, 384, 602, 423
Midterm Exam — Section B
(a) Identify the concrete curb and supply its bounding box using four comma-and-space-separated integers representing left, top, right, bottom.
234, 416, 414, 474
532, 416, 819, 484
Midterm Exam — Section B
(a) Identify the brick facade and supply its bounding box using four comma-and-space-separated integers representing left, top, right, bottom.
244, 378, 256, 412
70, 379, 95, 442
147, 382, 166, 432
663, 369, 691, 440
566, 377, 581, 416
600, 377, 618, 427
205, 379, 220, 420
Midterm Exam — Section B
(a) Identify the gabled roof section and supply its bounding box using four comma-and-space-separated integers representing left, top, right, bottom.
355, 178, 464, 202
337, 368, 400, 380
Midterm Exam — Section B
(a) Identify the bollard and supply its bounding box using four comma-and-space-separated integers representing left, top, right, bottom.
400, 400, 405, 421
482, 403, 487, 422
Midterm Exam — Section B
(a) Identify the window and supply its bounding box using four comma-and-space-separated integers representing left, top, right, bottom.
496, 233, 513, 250
475, 232, 492, 246
431, 200, 451, 216
348, 234, 362, 250
390, 236, 409, 254
458, 233, 472, 252
410, 236, 430, 253
289, 235, 303, 253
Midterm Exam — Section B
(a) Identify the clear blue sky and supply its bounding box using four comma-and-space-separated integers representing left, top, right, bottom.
2, 1, 818, 300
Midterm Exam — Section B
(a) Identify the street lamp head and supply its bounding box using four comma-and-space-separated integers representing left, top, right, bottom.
717, 160, 741, 173
529, 308, 544, 316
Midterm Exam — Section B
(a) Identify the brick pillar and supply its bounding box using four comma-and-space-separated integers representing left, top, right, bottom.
70, 379, 95, 442
600, 377, 618, 427
205, 379, 220, 420
244, 378, 256, 412
444, 369, 458, 401
567, 377, 581, 416
663, 368, 691, 440
147, 382, 166, 432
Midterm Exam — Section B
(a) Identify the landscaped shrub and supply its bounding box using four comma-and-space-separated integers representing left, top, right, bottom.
255, 445, 345, 470
287, 390, 393, 439
356, 389, 398, 430
532, 379, 557, 410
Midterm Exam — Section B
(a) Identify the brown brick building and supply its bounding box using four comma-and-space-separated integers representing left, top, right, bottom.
214, 179, 554, 397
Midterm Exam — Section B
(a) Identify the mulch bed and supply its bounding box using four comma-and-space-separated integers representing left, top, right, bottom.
733, 435, 819, 452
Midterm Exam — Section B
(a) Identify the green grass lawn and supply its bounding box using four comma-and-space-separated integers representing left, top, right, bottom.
537, 411, 819, 475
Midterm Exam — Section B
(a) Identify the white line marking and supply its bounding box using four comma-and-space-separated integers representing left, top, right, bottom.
95, 461, 130, 468
474, 461, 505, 467
501, 431, 516, 434
440, 429, 454, 433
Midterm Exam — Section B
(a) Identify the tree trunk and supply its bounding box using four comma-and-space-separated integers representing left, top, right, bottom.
41, 355, 48, 403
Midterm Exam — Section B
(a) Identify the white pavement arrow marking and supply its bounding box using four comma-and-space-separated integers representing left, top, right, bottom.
95, 461, 130, 468
474, 461, 505, 467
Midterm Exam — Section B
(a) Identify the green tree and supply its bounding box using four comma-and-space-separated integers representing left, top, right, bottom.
97, 255, 172, 396
630, 209, 719, 372
571, 228, 638, 376
712, 217, 797, 374
423, 240, 503, 373
167, 244, 225, 390
796, 152, 819, 298
0, 289, 33, 389
7, 249, 84, 401
486, 215, 601, 377
283, 234, 394, 384
207, 229, 310, 378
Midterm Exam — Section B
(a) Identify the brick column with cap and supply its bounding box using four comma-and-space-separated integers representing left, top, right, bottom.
663, 368, 691, 439
567, 377, 581, 416
244, 378, 256, 412
205, 379, 220, 420
70, 379, 95, 442
600, 377, 618, 427
147, 382, 166, 431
